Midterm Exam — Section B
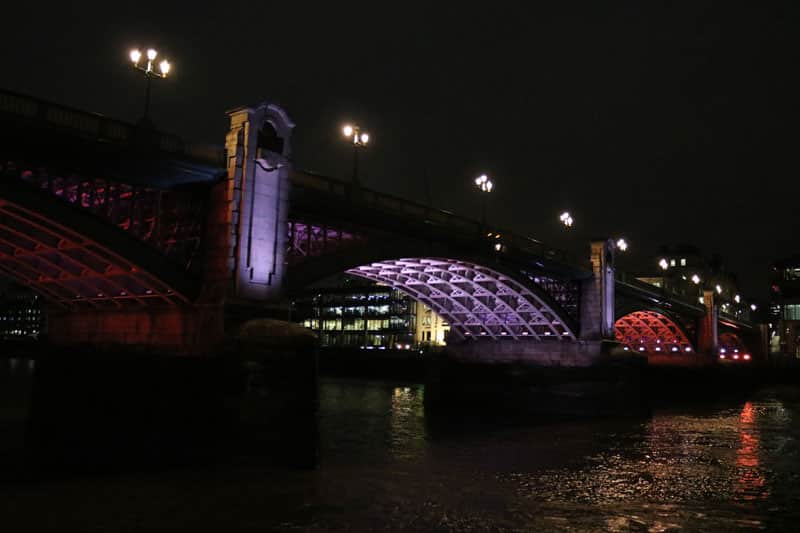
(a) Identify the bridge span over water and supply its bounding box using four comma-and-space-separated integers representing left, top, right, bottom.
0, 89, 760, 363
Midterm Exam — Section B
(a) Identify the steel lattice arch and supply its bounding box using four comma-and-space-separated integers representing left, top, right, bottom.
614, 310, 695, 355
347, 258, 576, 341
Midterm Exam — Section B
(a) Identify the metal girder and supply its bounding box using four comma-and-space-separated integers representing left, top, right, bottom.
0, 197, 187, 308
287, 221, 365, 264
347, 258, 576, 341
614, 310, 694, 355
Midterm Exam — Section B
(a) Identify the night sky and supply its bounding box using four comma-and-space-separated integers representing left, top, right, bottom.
2, 2, 798, 298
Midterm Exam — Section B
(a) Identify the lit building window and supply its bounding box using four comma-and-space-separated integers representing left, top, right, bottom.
670, 259, 676, 267
784, 305, 800, 320
680, 258, 686, 266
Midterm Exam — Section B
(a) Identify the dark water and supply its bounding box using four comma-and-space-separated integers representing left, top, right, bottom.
4, 373, 800, 531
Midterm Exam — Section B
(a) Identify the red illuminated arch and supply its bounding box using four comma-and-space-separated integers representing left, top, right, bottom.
614, 310, 695, 355
719, 332, 747, 356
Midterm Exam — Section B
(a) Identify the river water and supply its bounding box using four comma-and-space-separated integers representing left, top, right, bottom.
3, 376, 800, 531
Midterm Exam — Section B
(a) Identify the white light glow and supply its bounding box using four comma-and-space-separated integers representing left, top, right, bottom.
343, 125, 353, 137
659, 259, 669, 270
691, 274, 701, 284
159, 60, 170, 75
130, 49, 141, 64
147, 48, 157, 60
475, 174, 493, 192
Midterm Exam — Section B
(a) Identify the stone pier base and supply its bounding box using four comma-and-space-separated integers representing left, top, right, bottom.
425, 340, 648, 418
444, 338, 618, 367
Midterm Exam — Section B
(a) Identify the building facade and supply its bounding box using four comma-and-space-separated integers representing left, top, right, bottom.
294, 275, 448, 350
768, 255, 800, 356
0, 285, 43, 339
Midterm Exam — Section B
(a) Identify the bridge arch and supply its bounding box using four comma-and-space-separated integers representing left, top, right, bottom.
614, 310, 695, 355
718, 332, 749, 358
344, 257, 577, 341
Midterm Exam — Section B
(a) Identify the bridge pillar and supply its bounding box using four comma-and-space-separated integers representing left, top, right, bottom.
223, 103, 295, 303
697, 289, 718, 355
581, 239, 615, 341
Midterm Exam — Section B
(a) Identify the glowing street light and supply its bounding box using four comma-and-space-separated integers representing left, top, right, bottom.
715, 284, 723, 294
734, 294, 741, 303
474, 174, 493, 226
691, 274, 701, 284
342, 123, 370, 186
659, 258, 669, 270
559, 211, 573, 228
750, 304, 757, 311
615, 238, 628, 252
129, 46, 171, 123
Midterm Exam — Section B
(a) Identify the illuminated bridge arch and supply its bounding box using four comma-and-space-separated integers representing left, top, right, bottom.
347, 258, 577, 341
614, 310, 694, 355
719, 332, 748, 358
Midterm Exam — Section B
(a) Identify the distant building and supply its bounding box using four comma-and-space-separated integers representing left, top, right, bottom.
415, 302, 450, 347
293, 275, 448, 350
768, 255, 800, 356
0, 285, 43, 339
634, 244, 753, 320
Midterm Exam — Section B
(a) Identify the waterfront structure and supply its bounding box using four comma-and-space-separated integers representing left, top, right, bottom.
416, 302, 449, 347
0, 284, 42, 338
637, 244, 752, 320
768, 255, 800, 356
293, 276, 449, 349
294, 279, 417, 349
0, 88, 763, 365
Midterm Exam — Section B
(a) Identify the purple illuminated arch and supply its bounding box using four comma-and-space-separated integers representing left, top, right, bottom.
346, 258, 576, 341
614, 310, 694, 355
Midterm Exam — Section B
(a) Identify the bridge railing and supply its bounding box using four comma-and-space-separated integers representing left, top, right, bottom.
0, 89, 185, 154
291, 171, 584, 268
2, 163, 207, 273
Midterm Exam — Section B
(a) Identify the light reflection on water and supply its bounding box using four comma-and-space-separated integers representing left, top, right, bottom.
3, 376, 800, 531
313, 379, 800, 531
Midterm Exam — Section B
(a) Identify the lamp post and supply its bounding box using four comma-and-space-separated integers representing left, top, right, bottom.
129, 47, 171, 124
342, 124, 369, 186
474, 174, 493, 227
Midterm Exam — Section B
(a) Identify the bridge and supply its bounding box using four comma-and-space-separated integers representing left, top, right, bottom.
0, 89, 760, 364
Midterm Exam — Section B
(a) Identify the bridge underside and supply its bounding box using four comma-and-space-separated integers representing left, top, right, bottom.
347, 258, 577, 341
0, 198, 186, 309
614, 310, 695, 355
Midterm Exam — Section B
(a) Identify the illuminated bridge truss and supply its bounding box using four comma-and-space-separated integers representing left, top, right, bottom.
6, 162, 207, 272
615, 310, 695, 355
347, 258, 577, 341
0, 199, 188, 309
287, 221, 366, 264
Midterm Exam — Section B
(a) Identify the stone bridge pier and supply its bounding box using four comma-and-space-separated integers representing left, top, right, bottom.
427, 240, 648, 417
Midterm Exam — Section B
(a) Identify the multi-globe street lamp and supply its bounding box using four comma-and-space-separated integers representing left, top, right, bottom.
474, 174, 493, 227
129, 47, 171, 122
559, 211, 574, 228
342, 124, 369, 186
